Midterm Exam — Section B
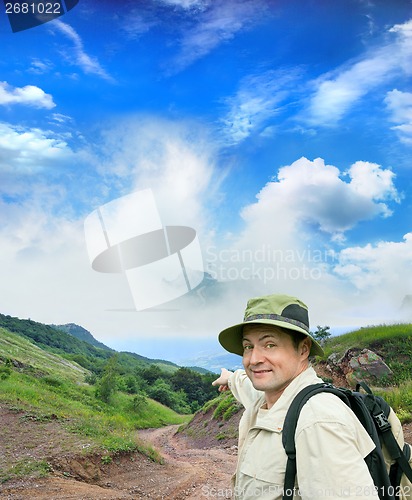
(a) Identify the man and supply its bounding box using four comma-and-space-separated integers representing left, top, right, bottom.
213, 293, 379, 499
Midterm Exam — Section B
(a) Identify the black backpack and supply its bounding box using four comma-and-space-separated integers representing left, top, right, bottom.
282, 382, 412, 500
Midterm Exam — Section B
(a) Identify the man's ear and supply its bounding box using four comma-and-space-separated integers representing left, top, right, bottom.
300, 337, 312, 357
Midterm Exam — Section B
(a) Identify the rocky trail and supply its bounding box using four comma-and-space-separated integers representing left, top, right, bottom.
0, 422, 237, 500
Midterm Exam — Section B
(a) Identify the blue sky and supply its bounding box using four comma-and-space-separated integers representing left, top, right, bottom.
0, 0, 411, 362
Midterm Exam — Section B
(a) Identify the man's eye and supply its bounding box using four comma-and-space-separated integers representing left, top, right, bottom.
243, 344, 253, 350
265, 343, 276, 349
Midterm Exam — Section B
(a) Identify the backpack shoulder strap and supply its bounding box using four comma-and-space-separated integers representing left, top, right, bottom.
282, 383, 351, 500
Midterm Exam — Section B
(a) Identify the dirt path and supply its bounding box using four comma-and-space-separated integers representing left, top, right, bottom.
0, 425, 237, 499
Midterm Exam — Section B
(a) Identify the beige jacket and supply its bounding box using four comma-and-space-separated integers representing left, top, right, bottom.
228, 367, 379, 499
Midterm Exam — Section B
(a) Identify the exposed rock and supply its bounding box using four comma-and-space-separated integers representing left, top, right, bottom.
327, 348, 392, 386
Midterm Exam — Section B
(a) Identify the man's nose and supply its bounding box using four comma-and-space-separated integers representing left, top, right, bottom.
249, 346, 264, 364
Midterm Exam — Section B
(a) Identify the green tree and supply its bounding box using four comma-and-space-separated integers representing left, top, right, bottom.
311, 325, 331, 346
147, 378, 191, 414
171, 367, 218, 408
139, 365, 164, 384
123, 374, 138, 394
96, 354, 119, 403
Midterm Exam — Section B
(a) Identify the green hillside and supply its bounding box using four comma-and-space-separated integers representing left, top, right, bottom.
0, 313, 178, 374
0, 311, 223, 483
0, 313, 218, 413
0, 325, 194, 483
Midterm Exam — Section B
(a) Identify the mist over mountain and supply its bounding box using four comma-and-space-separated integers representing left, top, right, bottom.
177, 350, 243, 374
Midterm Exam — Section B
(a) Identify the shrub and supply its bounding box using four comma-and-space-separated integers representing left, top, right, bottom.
0, 365, 11, 380
128, 393, 148, 413
41, 376, 64, 388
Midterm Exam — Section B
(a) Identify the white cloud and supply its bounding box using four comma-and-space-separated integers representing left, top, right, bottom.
197, 156, 403, 331
121, 11, 159, 39
333, 233, 412, 317
0, 138, 408, 346
220, 69, 300, 145
0, 122, 72, 172
50, 113, 73, 124
240, 157, 399, 236
389, 20, 412, 75
53, 21, 113, 82
96, 116, 224, 232
0, 187, 128, 329
0, 116, 227, 340
348, 161, 400, 207
0, 81, 55, 109
28, 58, 54, 75
158, 0, 210, 9
168, 0, 268, 74
304, 19, 412, 126
385, 89, 412, 144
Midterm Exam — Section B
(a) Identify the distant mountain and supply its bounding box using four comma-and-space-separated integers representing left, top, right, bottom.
185, 366, 214, 375
178, 350, 243, 374
52, 323, 113, 351
53, 323, 179, 369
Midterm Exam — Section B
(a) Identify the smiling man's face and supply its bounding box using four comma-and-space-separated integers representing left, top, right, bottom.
242, 324, 311, 407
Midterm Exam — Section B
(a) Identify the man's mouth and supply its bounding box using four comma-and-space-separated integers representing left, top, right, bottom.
251, 369, 272, 374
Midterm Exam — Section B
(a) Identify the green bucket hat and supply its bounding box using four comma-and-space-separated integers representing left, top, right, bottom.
218, 293, 324, 357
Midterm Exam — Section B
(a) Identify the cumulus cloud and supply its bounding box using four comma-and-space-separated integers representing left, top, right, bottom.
240, 157, 399, 237
0, 82, 55, 109
220, 69, 300, 145
53, 21, 113, 82
199, 156, 404, 330
0, 122, 72, 173
304, 19, 412, 126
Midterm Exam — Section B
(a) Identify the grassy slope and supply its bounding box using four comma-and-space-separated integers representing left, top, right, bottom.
324, 323, 412, 357
0, 327, 190, 483
0, 327, 88, 382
